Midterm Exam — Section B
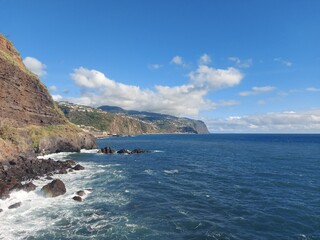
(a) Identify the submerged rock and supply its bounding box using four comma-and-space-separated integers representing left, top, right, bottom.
76, 190, 86, 197
117, 149, 131, 154
131, 149, 146, 154
72, 196, 82, 202
73, 164, 85, 171
8, 202, 21, 209
41, 179, 66, 197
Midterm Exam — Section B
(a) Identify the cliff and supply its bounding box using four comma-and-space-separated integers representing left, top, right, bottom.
0, 34, 96, 161
58, 102, 210, 135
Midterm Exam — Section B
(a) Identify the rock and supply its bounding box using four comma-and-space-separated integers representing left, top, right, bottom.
101, 147, 115, 154
58, 169, 68, 174
9, 160, 17, 165
65, 160, 77, 166
8, 202, 21, 209
41, 179, 66, 197
76, 190, 86, 196
72, 196, 82, 202
131, 149, 146, 154
117, 149, 130, 154
73, 164, 85, 171
0, 181, 10, 200
21, 182, 37, 192
0, 209, 3, 213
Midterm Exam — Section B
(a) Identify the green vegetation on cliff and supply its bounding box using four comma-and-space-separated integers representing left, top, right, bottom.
58, 102, 209, 135
0, 34, 96, 160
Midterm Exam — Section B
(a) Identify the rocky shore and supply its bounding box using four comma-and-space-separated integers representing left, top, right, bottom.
0, 156, 85, 201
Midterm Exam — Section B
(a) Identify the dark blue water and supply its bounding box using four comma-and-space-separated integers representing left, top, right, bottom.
5, 134, 319, 240
64, 134, 320, 240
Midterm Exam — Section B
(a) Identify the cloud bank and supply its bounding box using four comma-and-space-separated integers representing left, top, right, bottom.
239, 86, 276, 96
207, 109, 320, 133
23, 56, 47, 77
68, 62, 243, 116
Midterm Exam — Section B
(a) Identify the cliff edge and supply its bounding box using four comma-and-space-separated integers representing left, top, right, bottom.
0, 34, 96, 161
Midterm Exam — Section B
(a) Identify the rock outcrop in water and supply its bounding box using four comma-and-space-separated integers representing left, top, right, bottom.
41, 179, 66, 198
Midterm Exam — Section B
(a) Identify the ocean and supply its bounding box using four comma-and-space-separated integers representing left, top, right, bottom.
0, 134, 320, 239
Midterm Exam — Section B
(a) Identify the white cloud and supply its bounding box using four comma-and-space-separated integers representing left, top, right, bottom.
23, 56, 47, 77
189, 65, 243, 90
199, 54, 211, 65
274, 58, 293, 67
239, 86, 276, 96
228, 57, 252, 68
69, 66, 242, 116
52, 94, 63, 101
49, 85, 57, 91
170, 56, 184, 66
148, 64, 162, 70
217, 100, 240, 107
306, 87, 320, 92
206, 109, 320, 133
70, 67, 213, 116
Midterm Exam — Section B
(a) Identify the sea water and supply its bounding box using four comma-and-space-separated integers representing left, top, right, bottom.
0, 134, 319, 239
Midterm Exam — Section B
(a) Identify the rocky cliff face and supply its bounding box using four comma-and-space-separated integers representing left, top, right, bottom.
0, 34, 95, 160
58, 102, 210, 135
0, 35, 66, 127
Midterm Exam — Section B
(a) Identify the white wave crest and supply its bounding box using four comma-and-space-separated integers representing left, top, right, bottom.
80, 149, 99, 153
163, 169, 179, 174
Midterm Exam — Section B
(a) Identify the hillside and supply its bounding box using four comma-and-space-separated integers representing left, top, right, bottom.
0, 34, 95, 161
98, 105, 209, 134
58, 102, 209, 136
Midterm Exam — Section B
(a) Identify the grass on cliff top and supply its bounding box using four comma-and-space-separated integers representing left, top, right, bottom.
26, 123, 81, 149
0, 121, 80, 149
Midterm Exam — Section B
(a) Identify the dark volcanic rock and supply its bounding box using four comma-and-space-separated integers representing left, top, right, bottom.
73, 164, 85, 171
9, 160, 17, 165
0, 181, 10, 199
0, 209, 3, 212
76, 190, 86, 197
8, 202, 21, 209
101, 146, 115, 154
41, 179, 66, 197
117, 149, 131, 154
21, 182, 37, 192
131, 149, 146, 154
72, 196, 82, 202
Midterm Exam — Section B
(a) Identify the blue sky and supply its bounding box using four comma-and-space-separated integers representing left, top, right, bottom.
1, 0, 320, 132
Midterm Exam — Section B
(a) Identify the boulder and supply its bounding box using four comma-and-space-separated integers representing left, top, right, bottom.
101, 147, 115, 154
72, 196, 82, 202
131, 149, 146, 154
9, 160, 17, 165
41, 179, 66, 197
8, 202, 21, 209
73, 164, 85, 171
76, 190, 86, 196
117, 149, 130, 154
0, 181, 10, 200
21, 182, 37, 192
0, 209, 3, 213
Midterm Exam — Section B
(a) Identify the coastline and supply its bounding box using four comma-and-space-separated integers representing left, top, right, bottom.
0, 150, 90, 203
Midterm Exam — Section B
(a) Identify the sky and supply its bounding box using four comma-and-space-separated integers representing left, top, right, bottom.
1, 0, 320, 133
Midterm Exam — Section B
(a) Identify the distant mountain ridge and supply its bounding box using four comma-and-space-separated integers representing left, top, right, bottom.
98, 105, 209, 134
58, 102, 209, 136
